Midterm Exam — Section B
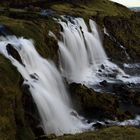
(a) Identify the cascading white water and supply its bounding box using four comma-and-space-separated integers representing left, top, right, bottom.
55, 17, 125, 84
0, 36, 92, 136
57, 18, 89, 82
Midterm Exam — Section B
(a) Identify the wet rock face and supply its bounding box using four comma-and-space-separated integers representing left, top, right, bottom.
22, 83, 45, 139
103, 16, 140, 63
0, 25, 11, 36
103, 34, 130, 63
99, 81, 140, 115
114, 85, 140, 114
69, 83, 132, 121
6, 44, 24, 65
0, 57, 35, 140
104, 17, 131, 33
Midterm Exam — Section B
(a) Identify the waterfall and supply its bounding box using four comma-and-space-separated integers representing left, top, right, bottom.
51, 17, 126, 84
0, 36, 92, 136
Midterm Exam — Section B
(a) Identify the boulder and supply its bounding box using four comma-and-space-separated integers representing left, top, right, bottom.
6, 44, 24, 65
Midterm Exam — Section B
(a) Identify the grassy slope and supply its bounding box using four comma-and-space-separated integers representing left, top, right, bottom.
0, 15, 59, 61
0, 0, 132, 18
50, 0, 132, 19
52, 126, 140, 140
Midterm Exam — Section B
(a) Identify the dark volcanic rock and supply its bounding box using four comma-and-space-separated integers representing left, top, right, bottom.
22, 83, 44, 138
6, 44, 24, 65
0, 25, 11, 36
99, 80, 108, 87
40, 9, 56, 17
92, 122, 104, 129
112, 83, 140, 115
103, 16, 140, 62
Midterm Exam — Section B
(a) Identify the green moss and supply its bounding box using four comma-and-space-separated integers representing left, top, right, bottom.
50, 0, 132, 19
0, 14, 59, 62
0, 55, 35, 140
51, 126, 140, 140
103, 15, 140, 62
0, 116, 16, 140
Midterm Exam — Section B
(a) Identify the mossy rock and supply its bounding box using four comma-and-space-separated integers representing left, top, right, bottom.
103, 15, 140, 62
115, 87, 140, 108
0, 55, 35, 140
0, 15, 60, 63
103, 35, 129, 63
69, 83, 132, 120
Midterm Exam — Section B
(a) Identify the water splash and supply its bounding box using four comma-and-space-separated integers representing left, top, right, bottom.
0, 36, 92, 136
107, 115, 140, 126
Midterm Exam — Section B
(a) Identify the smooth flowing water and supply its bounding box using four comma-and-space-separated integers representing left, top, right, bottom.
0, 36, 92, 136
54, 17, 126, 84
